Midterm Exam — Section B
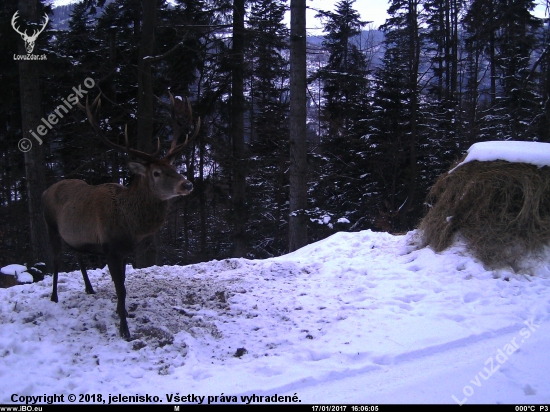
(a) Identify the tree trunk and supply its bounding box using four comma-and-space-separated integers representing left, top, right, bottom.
398, 0, 421, 230
199, 119, 207, 258
135, 0, 158, 268
231, 0, 247, 257
488, 1, 496, 107
17, 0, 53, 270
289, 0, 308, 251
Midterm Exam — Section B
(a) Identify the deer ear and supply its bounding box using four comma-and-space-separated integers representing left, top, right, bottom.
128, 161, 147, 175
165, 155, 175, 165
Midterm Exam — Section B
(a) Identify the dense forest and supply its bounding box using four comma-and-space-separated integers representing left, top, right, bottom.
1, 0, 549, 273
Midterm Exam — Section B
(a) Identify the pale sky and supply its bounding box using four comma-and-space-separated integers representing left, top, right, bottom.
52, 0, 548, 35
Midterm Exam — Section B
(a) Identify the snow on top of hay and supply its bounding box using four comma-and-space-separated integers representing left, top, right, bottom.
449, 141, 550, 173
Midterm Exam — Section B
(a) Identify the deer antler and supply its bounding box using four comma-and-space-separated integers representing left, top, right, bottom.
79, 95, 160, 163
79, 92, 199, 163
163, 91, 201, 161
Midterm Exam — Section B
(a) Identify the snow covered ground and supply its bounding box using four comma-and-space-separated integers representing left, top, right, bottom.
1, 229, 549, 405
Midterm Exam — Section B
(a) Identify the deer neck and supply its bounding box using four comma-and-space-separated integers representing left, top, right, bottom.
122, 176, 169, 239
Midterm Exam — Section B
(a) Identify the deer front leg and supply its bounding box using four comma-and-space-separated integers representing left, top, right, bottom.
76, 253, 95, 295
107, 254, 130, 340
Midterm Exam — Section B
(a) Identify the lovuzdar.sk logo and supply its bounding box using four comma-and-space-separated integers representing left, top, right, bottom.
12, 10, 48, 61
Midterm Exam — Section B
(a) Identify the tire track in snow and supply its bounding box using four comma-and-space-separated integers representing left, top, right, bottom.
269, 320, 550, 404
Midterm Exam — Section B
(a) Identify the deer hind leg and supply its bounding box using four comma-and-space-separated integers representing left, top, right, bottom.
76, 253, 95, 295
51, 253, 60, 303
47, 228, 62, 303
107, 254, 130, 340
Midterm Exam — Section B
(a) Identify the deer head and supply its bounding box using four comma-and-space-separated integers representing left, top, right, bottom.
81, 93, 201, 199
11, 11, 49, 54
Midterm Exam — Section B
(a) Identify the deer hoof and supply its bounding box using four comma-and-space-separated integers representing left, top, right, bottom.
120, 324, 131, 340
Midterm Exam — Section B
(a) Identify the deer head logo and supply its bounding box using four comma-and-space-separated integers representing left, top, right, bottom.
11, 11, 49, 54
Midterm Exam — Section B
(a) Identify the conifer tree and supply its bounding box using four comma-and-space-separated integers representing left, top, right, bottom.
423, 0, 465, 173
311, 0, 371, 232
289, 0, 308, 251
17, 0, 54, 269
246, 0, 290, 256
464, 0, 541, 141
315, 0, 368, 136
365, 0, 424, 231
494, 0, 541, 141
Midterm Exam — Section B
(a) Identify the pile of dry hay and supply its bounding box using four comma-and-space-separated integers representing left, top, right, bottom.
418, 160, 550, 269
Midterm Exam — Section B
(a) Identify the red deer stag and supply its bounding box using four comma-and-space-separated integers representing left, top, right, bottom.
42, 93, 200, 340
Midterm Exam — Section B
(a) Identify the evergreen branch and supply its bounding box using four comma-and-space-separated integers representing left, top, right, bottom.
143, 32, 189, 62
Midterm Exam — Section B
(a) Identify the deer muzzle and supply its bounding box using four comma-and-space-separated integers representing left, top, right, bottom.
180, 181, 193, 194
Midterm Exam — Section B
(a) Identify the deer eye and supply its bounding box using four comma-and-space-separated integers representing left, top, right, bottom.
153, 171, 161, 177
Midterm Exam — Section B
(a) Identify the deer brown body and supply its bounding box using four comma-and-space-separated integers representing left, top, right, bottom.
42, 94, 198, 339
